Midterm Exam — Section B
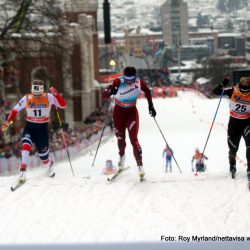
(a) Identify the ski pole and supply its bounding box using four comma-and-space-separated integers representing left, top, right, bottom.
91, 98, 114, 167
153, 117, 182, 173
198, 88, 225, 174
54, 98, 75, 177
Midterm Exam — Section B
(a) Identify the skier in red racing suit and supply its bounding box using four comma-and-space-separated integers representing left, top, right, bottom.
103, 66, 156, 179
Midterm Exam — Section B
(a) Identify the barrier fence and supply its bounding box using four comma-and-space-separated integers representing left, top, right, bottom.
139, 86, 210, 99
0, 128, 112, 176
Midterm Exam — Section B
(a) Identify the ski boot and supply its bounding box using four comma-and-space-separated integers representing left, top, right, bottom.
118, 155, 126, 171
18, 169, 26, 184
230, 165, 236, 179
47, 159, 55, 177
137, 164, 145, 182
247, 171, 250, 190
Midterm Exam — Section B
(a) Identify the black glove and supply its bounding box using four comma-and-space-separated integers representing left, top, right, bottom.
109, 87, 118, 95
149, 105, 156, 117
221, 77, 229, 87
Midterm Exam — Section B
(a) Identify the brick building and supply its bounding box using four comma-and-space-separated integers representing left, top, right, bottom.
0, 0, 100, 128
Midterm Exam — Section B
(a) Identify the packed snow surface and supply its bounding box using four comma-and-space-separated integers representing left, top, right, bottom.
0, 91, 250, 244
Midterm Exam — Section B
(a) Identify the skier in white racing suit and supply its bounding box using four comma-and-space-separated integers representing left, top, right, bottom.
1, 79, 67, 182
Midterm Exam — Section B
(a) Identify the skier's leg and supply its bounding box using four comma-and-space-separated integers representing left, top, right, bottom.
243, 125, 250, 179
165, 159, 168, 172
194, 163, 198, 174
127, 108, 144, 179
19, 124, 34, 181
200, 163, 205, 172
20, 139, 32, 171
113, 106, 127, 160
19, 143, 31, 182
127, 108, 142, 166
34, 123, 54, 175
227, 120, 241, 175
20, 125, 33, 171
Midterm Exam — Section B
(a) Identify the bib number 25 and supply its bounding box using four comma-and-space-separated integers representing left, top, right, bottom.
235, 104, 247, 112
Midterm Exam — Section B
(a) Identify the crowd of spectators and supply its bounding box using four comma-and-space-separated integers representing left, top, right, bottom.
0, 106, 112, 159
49, 107, 112, 153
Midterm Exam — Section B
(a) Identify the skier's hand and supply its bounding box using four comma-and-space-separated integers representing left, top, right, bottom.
109, 87, 118, 96
1, 120, 11, 132
221, 77, 229, 87
149, 105, 156, 117
50, 86, 59, 96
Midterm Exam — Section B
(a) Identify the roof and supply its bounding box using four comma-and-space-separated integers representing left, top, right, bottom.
196, 77, 210, 85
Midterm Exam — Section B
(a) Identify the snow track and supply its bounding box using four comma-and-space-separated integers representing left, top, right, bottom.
0, 91, 250, 244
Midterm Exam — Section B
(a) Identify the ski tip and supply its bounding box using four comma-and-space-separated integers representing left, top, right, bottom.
10, 180, 26, 192
10, 185, 20, 192
82, 176, 90, 179
50, 172, 56, 178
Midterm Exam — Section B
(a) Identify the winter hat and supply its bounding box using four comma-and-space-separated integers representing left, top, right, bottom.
239, 77, 250, 95
124, 66, 136, 83
105, 160, 113, 169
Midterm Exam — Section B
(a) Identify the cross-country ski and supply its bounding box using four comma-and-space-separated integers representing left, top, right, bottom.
107, 167, 130, 182
10, 180, 26, 192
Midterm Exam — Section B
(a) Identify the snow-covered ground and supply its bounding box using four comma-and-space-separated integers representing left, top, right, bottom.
0, 90, 250, 245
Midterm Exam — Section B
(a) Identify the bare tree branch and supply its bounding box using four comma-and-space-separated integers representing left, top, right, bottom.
0, 0, 32, 39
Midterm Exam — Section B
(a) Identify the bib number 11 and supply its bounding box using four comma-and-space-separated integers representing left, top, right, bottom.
33, 109, 42, 117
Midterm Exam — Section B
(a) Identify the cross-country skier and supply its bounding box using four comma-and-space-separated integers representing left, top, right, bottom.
1, 79, 67, 182
191, 148, 208, 173
102, 66, 156, 180
213, 77, 250, 181
103, 159, 117, 175
162, 145, 173, 172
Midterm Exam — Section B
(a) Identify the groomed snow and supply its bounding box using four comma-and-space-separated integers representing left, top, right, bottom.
0, 90, 250, 244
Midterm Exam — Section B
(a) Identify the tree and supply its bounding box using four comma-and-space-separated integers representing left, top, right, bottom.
200, 56, 240, 89
217, 0, 227, 13
242, 0, 248, 7
227, 0, 240, 13
226, 18, 234, 31
0, 0, 72, 128
217, 0, 248, 13
0, 0, 72, 91
1, 1, 65, 37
